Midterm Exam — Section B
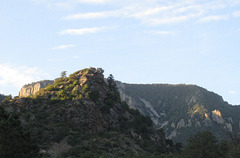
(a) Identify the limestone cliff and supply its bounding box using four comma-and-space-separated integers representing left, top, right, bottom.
19, 80, 54, 98
2, 68, 169, 157
116, 81, 240, 144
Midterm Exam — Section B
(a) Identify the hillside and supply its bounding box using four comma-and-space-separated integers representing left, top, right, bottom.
116, 81, 240, 144
0, 94, 6, 102
0, 68, 176, 157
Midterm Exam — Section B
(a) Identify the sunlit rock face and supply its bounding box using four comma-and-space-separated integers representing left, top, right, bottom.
19, 80, 54, 98
212, 110, 224, 124
116, 81, 240, 144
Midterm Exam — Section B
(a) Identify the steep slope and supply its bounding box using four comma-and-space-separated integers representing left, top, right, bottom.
0, 68, 174, 157
116, 81, 240, 144
19, 80, 54, 98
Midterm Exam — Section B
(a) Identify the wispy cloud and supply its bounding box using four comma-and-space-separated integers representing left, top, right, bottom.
52, 44, 76, 50
64, 12, 112, 20
62, 0, 240, 26
59, 27, 106, 35
132, 6, 174, 19
0, 64, 49, 89
228, 90, 237, 94
197, 15, 228, 23
147, 30, 173, 35
75, 0, 111, 4
233, 11, 240, 17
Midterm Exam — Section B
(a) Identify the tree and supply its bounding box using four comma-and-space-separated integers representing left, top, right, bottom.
107, 74, 118, 93
182, 131, 219, 158
2, 95, 12, 102
61, 71, 67, 78
0, 107, 39, 158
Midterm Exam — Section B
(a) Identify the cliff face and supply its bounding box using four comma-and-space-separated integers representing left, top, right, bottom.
116, 81, 240, 144
19, 80, 54, 98
1, 68, 168, 157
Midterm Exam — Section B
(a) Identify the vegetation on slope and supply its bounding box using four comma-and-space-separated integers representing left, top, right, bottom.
0, 68, 180, 157
0, 94, 6, 102
0, 106, 39, 158
117, 82, 240, 144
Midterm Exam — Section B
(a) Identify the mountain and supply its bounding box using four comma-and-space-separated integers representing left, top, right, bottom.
14, 69, 240, 145
116, 81, 240, 144
0, 68, 175, 157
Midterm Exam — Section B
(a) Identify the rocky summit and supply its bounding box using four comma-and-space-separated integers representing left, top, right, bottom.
0, 68, 176, 158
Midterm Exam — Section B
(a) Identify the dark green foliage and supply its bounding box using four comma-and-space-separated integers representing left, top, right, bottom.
116, 81, 240, 144
0, 107, 39, 158
0, 94, 6, 102
61, 71, 67, 78
89, 90, 99, 102
188, 104, 207, 117
181, 131, 219, 158
2, 95, 12, 102
0, 68, 182, 157
131, 110, 153, 137
180, 130, 240, 158
107, 74, 119, 94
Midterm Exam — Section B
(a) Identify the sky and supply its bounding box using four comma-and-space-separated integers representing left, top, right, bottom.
0, 0, 240, 105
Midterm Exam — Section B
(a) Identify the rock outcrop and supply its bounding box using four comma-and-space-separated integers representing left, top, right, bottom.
212, 109, 224, 124
116, 81, 240, 144
19, 80, 54, 98
177, 119, 185, 129
1, 68, 170, 157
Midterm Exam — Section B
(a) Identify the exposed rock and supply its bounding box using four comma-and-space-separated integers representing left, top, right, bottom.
118, 88, 137, 110
205, 113, 210, 120
161, 121, 169, 128
195, 121, 201, 127
19, 80, 54, 98
187, 95, 197, 105
225, 123, 232, 132
2, 68, 172, 157
115, 80, 240, 144
212, 109, 224, 124
48, 139, 71, 158
167, 130, 177, 139
171, 122, 175, 129
187, 119, 192, 127
177, 119, 185, 129
228, 117, 233, 123
139, 98, 160, 118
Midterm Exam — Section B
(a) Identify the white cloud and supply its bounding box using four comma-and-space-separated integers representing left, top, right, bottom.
0, 64, 49, 89
64, 7, 133, 20
52, 44, 76, 50
228, 90, 237, 94
74, 0, 111, 4
64, 12, 111, 20
55, 2, 72, 9
34, 0, 240, 26
147, 30, 172, 35
132, 6, 174, 19
233, 11, 240, 17
197, 15, 228, 23
146, 14, 199, 25
59, 27, 106, 35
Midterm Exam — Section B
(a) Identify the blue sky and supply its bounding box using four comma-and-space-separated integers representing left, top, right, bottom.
0, 0, 240, 105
